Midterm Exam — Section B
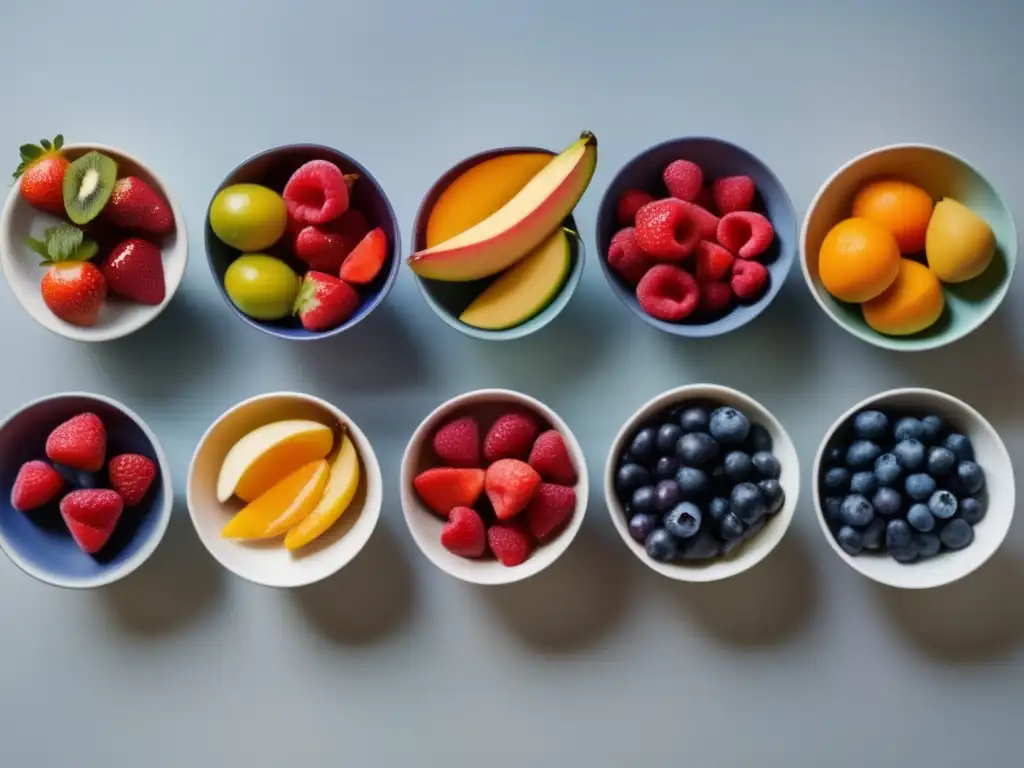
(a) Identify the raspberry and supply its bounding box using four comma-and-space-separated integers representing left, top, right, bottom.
636, 264, 700, 322
635, 199, 700, 261
607, 227, 654, 286
483, 411, 539, 463
717, 212, 775, 260
693, 240, 734, 282
528, 430, 577, 485
440, 506, 486, 558
525, 483, 577, 541
616, 189, 655, 226
712, 176, 756, 214
432, 416, 481, 468
487, 522, 533, 567
698, 281, 734, 316
676, 199, 720, 241
662, 159, 703, 202
283, 160, 351, 225
695, 187, 717, 212
731, 259, 769, 301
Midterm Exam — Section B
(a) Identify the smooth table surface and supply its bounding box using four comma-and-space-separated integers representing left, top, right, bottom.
1, 0, 1022, 764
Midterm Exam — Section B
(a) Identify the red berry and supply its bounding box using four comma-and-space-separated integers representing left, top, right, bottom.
607, 227, 654, 286
103, 177, 175, 236
698, 281, 734, 316
674, 199, 720, 242
711, 175, 756, 215
485, 459, 541, 520
440, 506, 486, 558
101, 238, 166, 305
717, 211, 775, 260
693, 240, 734, 282
107, 453, 157, 507
487, 523, 532, 567
46, 413, 106, 472
293, 208, 369, 273
731, 259, 769, 301
432, 416, 481, 468
40, 261, 107, 327
662, 159, 703, 202
636, 264, 700, 322
413, 467, 485, 518
283, 160, 351, 225
339, 227, 388, 284
694, 187, 717, 212
616, 189, 655, 226
60, 489, 123, 554
15, 135, 69, 216
635, 199, 700, 261
483, 411, 539, 463
11, 460, 63, 512
528, 430, 577, 485
525, 483, 577, 541
293, 271, 360, 332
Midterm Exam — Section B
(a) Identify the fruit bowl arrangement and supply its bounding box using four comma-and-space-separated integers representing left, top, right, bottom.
401, 389, 588, 585
606, 385, 798, 582
409, 133, 596, 340
813, 388, 1014, 589
187, 392, 382, 588
802, 144, 1016, 350
0, 393, 172, 588
596, 137, 796, 337
0, 137, 187, 341
204, 145, 399, 339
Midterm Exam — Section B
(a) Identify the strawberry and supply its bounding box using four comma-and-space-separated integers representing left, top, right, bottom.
102, 177, 174, 236
440, 506, 486, 558
483, 411, 539, 463
101, 238, 165, 305
413, 467, 485, 518
339, 227, 388, 284
26, 224, 106, 327
13, 135, 68, 216
60, 489, 123, 554
293, 271, 360, 332
11, 460, 64, 512
485, 459, 541, 520
107, 453, 157, 506
528, 430, 577, 485
46, 412, 106, 472
293, 209, 369, 272
525, 483, 577, 541
487, 522, 532, 567
432, 415, 481, 468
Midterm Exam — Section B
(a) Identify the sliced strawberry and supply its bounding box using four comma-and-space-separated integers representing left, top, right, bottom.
339, 227, 388, 284
485, 459, 541, 520
413, 467, 486, 518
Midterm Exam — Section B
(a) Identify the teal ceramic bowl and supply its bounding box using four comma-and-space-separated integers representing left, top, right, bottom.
801, 144, 1017, 351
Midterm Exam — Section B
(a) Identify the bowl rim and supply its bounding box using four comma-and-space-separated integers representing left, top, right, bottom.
594, 135, 798, 338
399, 387, 590, 585
799, 142, 1019, 352
0, 390, 174, 589
811, 386, 1016, 589
185, 390, 383, 588
409, 145, 584, 341
0, 142, 189, 343
604, 383, 800, 582
203, 143, 401, 341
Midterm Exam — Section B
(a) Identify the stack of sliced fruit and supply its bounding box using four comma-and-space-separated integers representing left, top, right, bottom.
408, 131, 597, 331
216, 419, 361, 551
13, 135, 176, 326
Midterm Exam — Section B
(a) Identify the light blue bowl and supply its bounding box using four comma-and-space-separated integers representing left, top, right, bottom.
0, 393, 172, 588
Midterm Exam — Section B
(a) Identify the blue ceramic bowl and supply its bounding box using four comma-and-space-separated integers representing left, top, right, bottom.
0, 393, 172, 588
204, 144, 400, 340
595, 137, 797, 337
411, 146, 585, 341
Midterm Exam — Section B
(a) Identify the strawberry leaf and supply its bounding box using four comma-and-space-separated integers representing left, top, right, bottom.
74, 240, 99, 262
44, 224, 84, 261
24, 236, 49, 259
54, 135, 64, 150
40, 139, 51, 151
19, 144, 42, 161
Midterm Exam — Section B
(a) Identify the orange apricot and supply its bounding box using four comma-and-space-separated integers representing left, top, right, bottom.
818, 217, 901, 303
852, 179, 934, 254
862, 258, 945, 336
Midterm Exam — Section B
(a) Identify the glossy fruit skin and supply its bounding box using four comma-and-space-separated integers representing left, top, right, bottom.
210, 184, 288, 251
20, 155, 70, 216
41, 261, 106, 326
852, 179, 934, 253
818, 217, 901, 303
101, 238, 165, 305
224, 254, 300, 321
103, 177, 174, 236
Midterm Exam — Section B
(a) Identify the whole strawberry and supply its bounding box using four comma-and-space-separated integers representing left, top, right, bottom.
13, 135, 69, 216
60, 489, 123, 554
293, 209, 368, 272
293, 271, 360, 331
26, 224, 106, 326
102, 177, 174, 236
11, 460, 64, 512
101, 238, 165, 305
107, 453, 157, 506
46, 412, 106, 472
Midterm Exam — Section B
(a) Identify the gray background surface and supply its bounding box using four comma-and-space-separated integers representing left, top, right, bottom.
1, 0, 1022, 764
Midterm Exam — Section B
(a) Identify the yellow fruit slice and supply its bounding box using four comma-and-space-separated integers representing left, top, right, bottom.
217, 419, 334, 503
221, 460, 330, 540
284, 434, 361, 551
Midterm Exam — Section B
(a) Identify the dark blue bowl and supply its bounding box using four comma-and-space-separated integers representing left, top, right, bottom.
595, 137, 796, 338
204, 144, 400, 340
0, 393, 172, 588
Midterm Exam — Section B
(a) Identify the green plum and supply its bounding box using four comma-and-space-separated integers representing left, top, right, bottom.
210, 184, 288, 251
224, 254, 300, 320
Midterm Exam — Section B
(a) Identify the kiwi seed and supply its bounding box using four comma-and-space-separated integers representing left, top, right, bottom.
62, 151, 117, 225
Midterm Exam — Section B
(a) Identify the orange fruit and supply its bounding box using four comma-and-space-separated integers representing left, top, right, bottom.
221, 460, 330, 540
818, 217, 901, 303
852, 179, 933, 253
862, 259, 945, 336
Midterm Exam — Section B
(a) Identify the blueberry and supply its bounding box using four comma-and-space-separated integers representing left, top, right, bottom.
679, 532, 721, 561
894, 417, 925, 442
628, 513, 659, 544
886, 519, 914, 557
675, 466, 710, 499
861, 518, 887, 550
846, 440, 882, 469
54, 464, 99, 489
718, 511, 746, 540
837, 525, 864, 555
707, 496, 730, 523
850, 471, 878, 497
747, 423, 773, 453
873, 487, 903, 517
645, 529, 678, 561
873, 453, 902, 487
823, 467, 850, 495
956, 461, 985, 496
920, 414, 945, 444
723, 451, 755, 483
653, 455, 681, 481
904, 473, 936, 501
893, 439, 925, 471
926, 446, 956, 477
825, 445, 845, 466
928, 489, 958, 520
940, 518, 974, 550
823, 497, 843, 528
839, 494, 874, 527
664, 502, 702, 539
758, 479, 785, 514
944, 433, 975, 463
907, 503, 935, 533
730, 482, 768, 524
721, 536, 744, 557
676, 432, 719, 466
630, 485, 656, 515
709, 407, 751, 447
654, 479, 682, 512
751, 451, 781, 480
678, 406, 710, 434
959, 497, 986, 525
853, 410, 890, 440
743, 517, 767, 541
616, 463, 651, 499
656, 423, 684, 456
629, 427, 658, 464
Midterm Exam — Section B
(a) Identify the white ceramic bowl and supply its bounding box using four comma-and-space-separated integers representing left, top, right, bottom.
813, 388, 1015, 589
400, 389, 589, 585
186, 392, 382, 588
0, 143, 188, 342
606, 384, 799, 582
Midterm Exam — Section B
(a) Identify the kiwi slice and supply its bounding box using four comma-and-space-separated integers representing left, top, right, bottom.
62, 151, 117, 224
